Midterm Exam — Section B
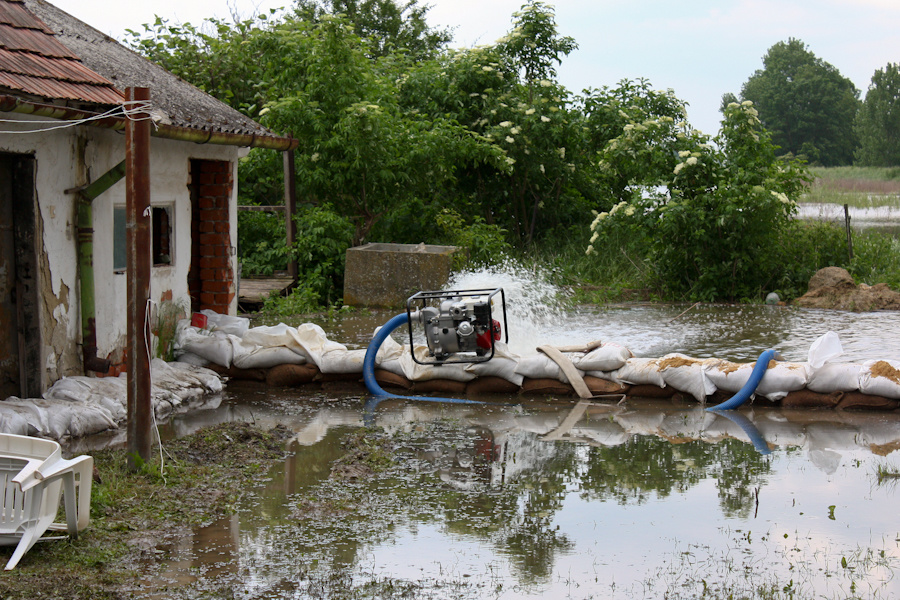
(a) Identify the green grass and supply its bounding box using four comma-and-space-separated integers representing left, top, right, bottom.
803, 166, 900, 208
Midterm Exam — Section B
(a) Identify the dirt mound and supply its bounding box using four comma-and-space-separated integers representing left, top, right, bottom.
794, 267, 900, 311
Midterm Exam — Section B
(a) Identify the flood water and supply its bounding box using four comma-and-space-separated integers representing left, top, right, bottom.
119, 300, 900, 600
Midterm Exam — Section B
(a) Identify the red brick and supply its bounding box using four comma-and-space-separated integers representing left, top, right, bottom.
198, 197, 218, 210
214, 222, 231, 233
195, 172, 216, 185
200, 209, 228, 222
212, 245, 233, 257
200, 293, 217, 306
199, 221, 216, 233
204, 281, 232, 293
200, 233, 228, 246
200, 256, 229, 269
200, 184, 228, 198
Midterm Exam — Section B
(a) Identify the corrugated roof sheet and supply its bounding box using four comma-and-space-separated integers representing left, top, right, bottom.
1, 0, 290, 146
0, 0, 122, 104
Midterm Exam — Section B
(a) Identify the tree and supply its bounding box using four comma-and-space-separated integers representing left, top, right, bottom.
855, 63, 900, 166
292, 0, 452, 60
588, 101, 810, 301
739, 38, 860, 166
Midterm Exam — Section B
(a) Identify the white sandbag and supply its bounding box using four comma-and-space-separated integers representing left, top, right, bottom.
755, 362, 809, 401
232, 340, 307, 369
178, 327, 234, 367
808, 331, 843, 368
319, 348, 367, 374
858, 360, 900, 399
465, 342, 525, 386
165, 362, 224, 394
175, 352, 210, 367
807, 362, 862, 393
399, 346, 477, 382
704, 359, 752, 393
709, 359, 808, 401
571, 342, 633, 372
374, 335, 407, 377
7, 398, 117, 439
45, 375, 126, 403
656, 354, 716, 402
514, 354, 569, 383
201, 309, 250, 337
0, 403, 38, 436
289, 323, 348, 370
242, 323, 307, 356
613, 357, 666, 387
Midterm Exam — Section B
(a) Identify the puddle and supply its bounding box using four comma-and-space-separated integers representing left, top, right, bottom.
117, 297, 900, 599
134, 395, 900, 599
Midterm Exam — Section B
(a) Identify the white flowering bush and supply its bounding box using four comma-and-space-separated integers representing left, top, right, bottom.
588, 101, 809, 301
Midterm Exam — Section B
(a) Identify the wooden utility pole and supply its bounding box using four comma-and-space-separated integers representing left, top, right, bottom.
126, 87, 152, 468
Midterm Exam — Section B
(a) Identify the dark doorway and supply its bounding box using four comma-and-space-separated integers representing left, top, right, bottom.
0, 153, 40, 399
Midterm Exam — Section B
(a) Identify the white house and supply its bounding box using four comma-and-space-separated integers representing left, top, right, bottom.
0, 0, 295, 398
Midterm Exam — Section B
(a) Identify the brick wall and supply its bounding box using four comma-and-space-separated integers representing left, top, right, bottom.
189, 159, 234, 314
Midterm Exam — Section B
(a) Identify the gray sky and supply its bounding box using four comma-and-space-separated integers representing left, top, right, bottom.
52, 0, 900, 135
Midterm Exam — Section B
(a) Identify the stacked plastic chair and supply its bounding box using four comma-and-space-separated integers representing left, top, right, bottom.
0, 434, 93, 569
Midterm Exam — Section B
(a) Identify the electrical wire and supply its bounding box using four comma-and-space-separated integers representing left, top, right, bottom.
0, 100, 156, 134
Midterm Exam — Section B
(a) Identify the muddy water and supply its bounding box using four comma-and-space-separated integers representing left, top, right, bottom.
125, 304, 900, 599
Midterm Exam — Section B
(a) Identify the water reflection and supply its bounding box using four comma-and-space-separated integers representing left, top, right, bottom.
131, 390, 900, 599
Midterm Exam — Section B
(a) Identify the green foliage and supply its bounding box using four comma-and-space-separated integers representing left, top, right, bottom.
433, 209, 512, 267
739, 38, 860, 166
855, 63, 900, 167
293, 0, 452, 60
289, 203, 355, 305
589, 101, 810, 301
237, 210, 286, 276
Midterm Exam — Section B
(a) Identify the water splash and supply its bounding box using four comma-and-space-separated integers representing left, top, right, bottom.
448, 259, 569, 355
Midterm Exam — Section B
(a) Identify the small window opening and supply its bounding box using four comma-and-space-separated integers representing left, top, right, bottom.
152, 206, 172, 266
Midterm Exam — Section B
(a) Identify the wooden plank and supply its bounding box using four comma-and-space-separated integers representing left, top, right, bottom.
238, 277, 295, 304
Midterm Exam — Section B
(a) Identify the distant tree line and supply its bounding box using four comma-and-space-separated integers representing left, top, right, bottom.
723, 37, 900, 167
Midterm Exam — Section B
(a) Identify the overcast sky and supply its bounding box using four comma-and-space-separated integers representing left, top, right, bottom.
51, 0, 900, 135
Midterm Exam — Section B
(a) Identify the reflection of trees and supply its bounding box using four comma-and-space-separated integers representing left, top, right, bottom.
579, 435, 771, 517
228, 420, 773, 594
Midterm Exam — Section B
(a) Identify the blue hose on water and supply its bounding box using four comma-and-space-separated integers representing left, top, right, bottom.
706, 349, 776, 412
362, 313, 486, 406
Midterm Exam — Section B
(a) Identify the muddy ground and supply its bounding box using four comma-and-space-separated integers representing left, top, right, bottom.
0, 423, 291, 600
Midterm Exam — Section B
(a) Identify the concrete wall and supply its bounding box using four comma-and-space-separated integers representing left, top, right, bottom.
0, 114, 241, 390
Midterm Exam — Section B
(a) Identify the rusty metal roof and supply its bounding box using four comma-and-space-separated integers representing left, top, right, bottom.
0, 0, 291, 148
0, 0, 123, 104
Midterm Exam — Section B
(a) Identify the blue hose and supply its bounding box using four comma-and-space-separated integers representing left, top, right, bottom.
362, 313, 486, 406
706, 349, 776, 412
712, 410, 772, 455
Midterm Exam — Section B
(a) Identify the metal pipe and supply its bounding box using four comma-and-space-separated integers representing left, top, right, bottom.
73, 160, 126, 374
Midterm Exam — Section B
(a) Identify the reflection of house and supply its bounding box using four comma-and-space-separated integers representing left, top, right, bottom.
0, 0, 295, 398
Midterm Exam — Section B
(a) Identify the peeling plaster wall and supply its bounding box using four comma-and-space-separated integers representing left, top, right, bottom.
0, 113, 240, 388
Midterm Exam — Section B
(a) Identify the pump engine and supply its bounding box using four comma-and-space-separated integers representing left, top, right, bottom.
407, 288, 506, 364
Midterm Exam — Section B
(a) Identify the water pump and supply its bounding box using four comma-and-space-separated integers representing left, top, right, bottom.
406, 288, 507, 365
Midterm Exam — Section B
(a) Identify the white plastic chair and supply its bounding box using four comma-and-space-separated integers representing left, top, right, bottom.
0, 433, 93, 570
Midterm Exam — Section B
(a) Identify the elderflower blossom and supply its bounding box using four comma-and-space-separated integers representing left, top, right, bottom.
686, 156, 698, 166
505, 156, 516, 166
590, 231, 599, 243
539, 79, 552, 87
541, 115, 550, 122
499, 121, 513, 128
678, 150, 691, 158
674, 162, 685, 175
310, 153, 320, 162
526, 108, 536, 115
590, 212, 608, 229
510, 127, 520, 135
505, 136, 515, 143
585, 244, 595, 256
482, 66, 493, 72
